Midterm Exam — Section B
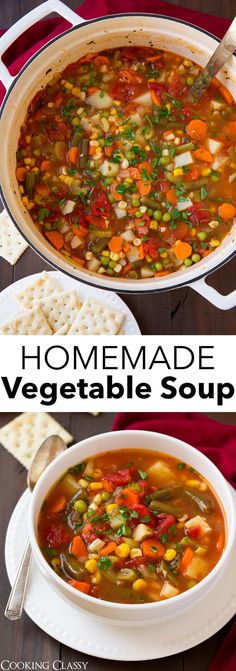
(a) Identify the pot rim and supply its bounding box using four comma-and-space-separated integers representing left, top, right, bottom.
1, 12, 236, 295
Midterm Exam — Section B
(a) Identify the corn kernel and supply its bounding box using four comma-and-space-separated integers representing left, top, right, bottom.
150, 220, 158, 230
91, 570, 102, 584
79, 478, 89, 489
85, 252, 93, 261
133, 579, 147, 592
114, 100, 121, 106
90, 481, 103, 491
24, 158, 32, 165
91, 133, 98, 140
173, 168, 183, 177
125, 178, 133, 184
93, 494, 102, 505
64, 176, 74, 185
160, 252, 168, 258
164, 548, 177, 562
72, 86, 81, 98
209, 220, 219, 229
199, 482, 207, 491
19, 185, 24, 194
115, 543, 130, 559
166, 103, 171, 111
107, 503, 118, 514
210, 238, 220, 247
145, 254, 152, 263
102, 250, 110, 257
64, 81, 73, 90
186, 479, 201, 489
202, 167, 211, 176
27, 202, 35, 210
85, 559, 97, 574
145, 145, 151, 151
114, 263, 122, 273
130, 548, 142, 559
191, 228, 197, 236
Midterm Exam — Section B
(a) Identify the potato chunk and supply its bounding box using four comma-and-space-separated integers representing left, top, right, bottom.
184, 556, 208, 580
148, 460, 174, 483
185, 515, 211, 536
160, 582, 179, 599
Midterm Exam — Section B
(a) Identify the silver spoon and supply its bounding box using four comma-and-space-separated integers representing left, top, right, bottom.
4, 435, 67, 621
190, 16, 236, 99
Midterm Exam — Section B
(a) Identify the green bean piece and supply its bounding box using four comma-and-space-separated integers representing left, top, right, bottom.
175, 142, 195, 155
60, 553, 87, 580
90, 238, 109, 254
142, 196, 159, 209
90, 230, 113, 239
150, 486, 182, 501
127, 270, 139, 280
184, 488, 213, 513
79, 139, 89, 168
184, 178, 208, 191
180, 536, 200, 550
25, 171, 36, 197
149, 500, 182, 517
160, 560, 179, 586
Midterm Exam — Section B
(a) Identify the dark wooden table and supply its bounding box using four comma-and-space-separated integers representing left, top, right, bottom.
1, 0, 236, 334
0, 410, 235, 671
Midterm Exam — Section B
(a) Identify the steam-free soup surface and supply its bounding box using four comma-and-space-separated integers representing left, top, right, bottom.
38, 449, 225, 604
16, 47, 236, 280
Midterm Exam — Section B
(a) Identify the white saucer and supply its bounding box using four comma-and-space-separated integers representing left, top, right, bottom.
5, 488, 236, 661
0, 270, 141, 335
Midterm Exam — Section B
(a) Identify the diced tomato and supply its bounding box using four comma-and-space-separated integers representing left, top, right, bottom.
47, 122, 68, 142
169, 74, 183, 98
110, 80, 136, 101
153, 514, 176, 538
189, 202, 210, 225
130, 503, 151, 523
122, 47, 156, 61
186, 525, 201, 539
91, 191, 111, 217
148, 82, 167, 102
45, 523, 71, 548
159, 180, 169, 193
144, 237, 160, 259
161, 221, 189, 245
103, 468, 132, 486
29, 89, 46, 114
87, 214, 108, 230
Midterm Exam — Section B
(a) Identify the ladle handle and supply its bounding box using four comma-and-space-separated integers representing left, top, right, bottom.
190, 17, 236, 98
4, 538, 32, 620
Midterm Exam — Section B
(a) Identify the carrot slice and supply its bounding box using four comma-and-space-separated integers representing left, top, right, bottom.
71, 223, 87, 238
179, 547, 194, 572
116, 488, 139, 507
192, 147, 213, 163
138, 161, 152, 175
16, 167, 26, 182
45, 230, 64, 251
129, 167, 142, 180
70, 535, 87, 559
103, 480, 114, 493
219, 84, 234, 105
49, 495, 67, 514
137, 181, 151, 196
147, 55, 163, 62
68, 146, 79, 164
40, 160, 52, 172
111, 183, 123, 201
155, 270, 170, 277
166, 188, 177, 206
142, 539, 165, 559
35, 182, 50, 196
185, 167, 199, 182
108, 236, 124, 253
100, 542, 117, 556
219, 203, 236, 219
150, 89, 161, 106
68, 580, 90, 594
174, 242, 192, 260
186, 119, 207, 143
78, 53, 95, 65
224, 121, 236, 140
70, 256, 86, 266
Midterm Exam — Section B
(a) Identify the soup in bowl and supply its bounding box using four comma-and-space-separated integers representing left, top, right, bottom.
28, 430, 236, 624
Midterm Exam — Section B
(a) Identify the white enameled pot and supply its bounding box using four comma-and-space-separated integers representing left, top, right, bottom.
0, 0, 236, 308
28, 429, 236, 626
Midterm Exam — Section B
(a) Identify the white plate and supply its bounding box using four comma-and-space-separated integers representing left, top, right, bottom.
5, 488, 236, 661
0, 270, 141, 335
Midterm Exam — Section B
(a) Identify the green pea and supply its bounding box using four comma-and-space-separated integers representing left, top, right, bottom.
147, 208, 153, 216
103, 177, 113, 186
107, 267, 114, 275
74, 500, 87, 513
155, 262, 163, 271
109, 260, 116, 269
108, 194, 114, 203
184, 258, 193, 267
132, 198, 140, 207
162, 212, 171, 222
186, 76, 194, 86
126, 150, 135, 161
159, 156, 169, 166
100, 256, 109, 266
192, 253, 201, 263
153, 210, 162, 221
71, 117, 80, 126
197, 231, 207, 241
99, 138, 105, 147
101, 492, 110, 501
211, 174, 220, 182
135, 211, 143, 218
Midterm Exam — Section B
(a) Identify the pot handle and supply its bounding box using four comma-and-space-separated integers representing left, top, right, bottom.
0, 0, 84, 90
189, 276, 236, 310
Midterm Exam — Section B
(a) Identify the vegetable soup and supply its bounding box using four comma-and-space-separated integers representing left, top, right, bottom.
16, 47, 236, 280
38, 449, 225, 604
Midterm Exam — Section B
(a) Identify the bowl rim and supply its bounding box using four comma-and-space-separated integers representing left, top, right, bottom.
1, 13, 236, 294
28, 429, 236, 613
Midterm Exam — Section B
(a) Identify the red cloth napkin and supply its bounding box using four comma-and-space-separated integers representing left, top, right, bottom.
113, 412, 236, 671
0, 0, 230, 104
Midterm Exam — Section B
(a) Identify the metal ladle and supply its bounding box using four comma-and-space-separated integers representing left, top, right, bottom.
4, 435, 67, 620
190, 16, 236, 99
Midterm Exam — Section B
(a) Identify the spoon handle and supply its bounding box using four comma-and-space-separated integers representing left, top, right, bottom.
4, 539, 32, 620
190, 17, 236, 98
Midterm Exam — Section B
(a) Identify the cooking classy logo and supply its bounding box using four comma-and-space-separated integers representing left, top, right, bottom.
0, 663, 89, 670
